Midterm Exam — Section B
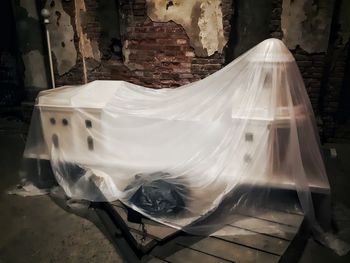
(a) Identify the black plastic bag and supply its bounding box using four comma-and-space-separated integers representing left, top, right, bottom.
128, 172, 188, 217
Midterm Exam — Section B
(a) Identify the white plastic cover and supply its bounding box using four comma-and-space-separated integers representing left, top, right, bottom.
23, 39, 349, 255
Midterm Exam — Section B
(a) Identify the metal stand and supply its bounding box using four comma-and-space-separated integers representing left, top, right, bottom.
41, 8, 55, 89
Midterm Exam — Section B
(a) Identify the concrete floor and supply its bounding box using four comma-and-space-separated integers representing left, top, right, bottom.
0, 116, 350, 263
0, 117, 122, 263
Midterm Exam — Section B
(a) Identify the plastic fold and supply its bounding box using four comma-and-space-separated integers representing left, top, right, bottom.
22, 39, 349, 255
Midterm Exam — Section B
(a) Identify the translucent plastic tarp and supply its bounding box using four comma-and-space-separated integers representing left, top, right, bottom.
22, 39, 349, 255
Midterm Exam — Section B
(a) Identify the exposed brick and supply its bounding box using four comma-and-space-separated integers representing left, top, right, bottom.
185, 51, 195, 57
176, 39, 188, 45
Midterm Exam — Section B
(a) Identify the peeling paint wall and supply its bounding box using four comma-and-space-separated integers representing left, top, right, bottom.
11, 0, 350, 141
146, 0, 227, 56
75, 0, 101, 61
45, 0, 77, 76
116, 0, 232, 87
15, 0, 231, 88
47, 0, 122, 85
281, 0, 334, 53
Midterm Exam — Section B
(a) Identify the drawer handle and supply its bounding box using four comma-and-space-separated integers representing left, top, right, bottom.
52, 134, 59, 148
50, 117, 56, 125
245, 132, 253, 142
85, 120, 92, 128
62, 118, 69, 126
87, 136, 94, 151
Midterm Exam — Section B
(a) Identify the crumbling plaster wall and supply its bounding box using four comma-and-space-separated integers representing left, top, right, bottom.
279, 0, 335, 112
45, 0, 77, 76
278, 0, 350, 141
48, 0, 122, 85
230, 0, 343, 140
119, 0, 233, 87
281, 0, 334, 53
47, 0, 233, 88
146, 0, 227, 57
13, 0, 48, 94
14, 0, 349, 141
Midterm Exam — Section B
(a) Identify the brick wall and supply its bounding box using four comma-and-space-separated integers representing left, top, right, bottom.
117, 0, 233, 88
51, 0, 348, 141
55, 0, 233, 89
121, 19, 199, 88
293, 49, 327, 112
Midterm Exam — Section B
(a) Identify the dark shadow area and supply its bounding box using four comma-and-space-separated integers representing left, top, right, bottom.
0, 0, 24, 111
225, 0, 274, 63
336, 42, 350, 125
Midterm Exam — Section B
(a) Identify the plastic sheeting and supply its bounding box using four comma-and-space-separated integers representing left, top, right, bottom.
23, 39, 349, 255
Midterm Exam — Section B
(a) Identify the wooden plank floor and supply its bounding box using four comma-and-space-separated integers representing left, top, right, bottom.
111, 201, 306, 263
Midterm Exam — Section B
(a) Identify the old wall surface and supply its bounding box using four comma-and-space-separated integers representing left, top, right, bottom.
37, 0, 233, 88
268, 0, 350, 140
118, 0, 232, 88
12, 0, 48, 99
229, 0, 335, 122
0, 0, 23, 106
319, 0, 350, 141
12, 0, 350, 141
